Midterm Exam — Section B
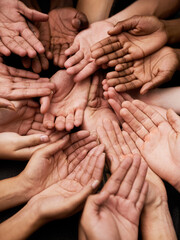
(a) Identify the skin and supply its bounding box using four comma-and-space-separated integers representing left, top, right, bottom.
43, 70, 90, 131
103, 47, 179, 94
49, 7, 88, 68
0, 0, 48, 57
64, 20, 113, 82
82, 72, 118, 134
91, 15, 168, 67
0, 130, 100, 211
120, 100, 180, 192
79, 155, 148, 240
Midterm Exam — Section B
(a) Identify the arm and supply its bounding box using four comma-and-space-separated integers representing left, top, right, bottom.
107, 0, 180, 25
141, 202, 177, 240
77, 0, 114, 23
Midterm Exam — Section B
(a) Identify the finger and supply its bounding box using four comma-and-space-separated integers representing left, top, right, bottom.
66, 112, 75, 131
136, 181, 148, 211
108, 98, 123, 123
72, 11, 89, 30
55, 115, 66, 131
21, 56, 31, 69
0, 40, 11, 56
43, 112, 55, 129
74, 108, 84, 127
91, 36, 118, 52
16, 134, 49, 149
52, 44, 61, 66
128, 159, 148, 203
73, 62, 99, 82
120, 105, 149, 140
117, 154, 141, 198
101, 155, 133, 194
15, 35, 36, 58
36, 135, 69, 157
7, 88, 52, 99
8, 65, 39, 79
0, 97, 16, 111
18, 1, 48, 22
40, 96, 51, 114
59, 43, 69, 68
20, 27, 45, 54
121, 131, 140, 155
132, 100, 165, 126
39, 53, 49, 71
64, 50, 84, 68
1, 36, 27, 57
64, 42, 79, 56
31, 55, 42, 73
167, 108, 180, 132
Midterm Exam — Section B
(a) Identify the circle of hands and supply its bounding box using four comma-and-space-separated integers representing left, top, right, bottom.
0, 2, 180, 240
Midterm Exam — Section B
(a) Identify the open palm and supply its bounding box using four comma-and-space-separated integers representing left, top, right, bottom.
104, 47, 178, 94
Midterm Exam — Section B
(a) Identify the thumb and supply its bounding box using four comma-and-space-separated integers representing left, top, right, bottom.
18, 1, 48, 22
72, 12, 89, 30
167, 108, 180, 132
16, 134, 50, 150
0, 98, 16, 111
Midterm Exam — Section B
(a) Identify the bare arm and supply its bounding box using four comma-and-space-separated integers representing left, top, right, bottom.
107, 0, 180, 25
77, 0, 114, 23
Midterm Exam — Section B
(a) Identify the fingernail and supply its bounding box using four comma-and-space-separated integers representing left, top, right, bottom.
40, 135, 49, 142
92, 180, 100, 189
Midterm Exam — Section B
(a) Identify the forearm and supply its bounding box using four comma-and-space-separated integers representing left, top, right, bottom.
0, 203, 42, 240
0, 176, 31, 211
162, 19, 180, 44
107, 0, 180, 25
135, 87, 180, 115
77, 0, 114, 23
141, 202, 177, 240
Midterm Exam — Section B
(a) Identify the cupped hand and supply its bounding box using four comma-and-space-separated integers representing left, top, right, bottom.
22, 20, 52, 73
49, 7, 88, 68
91, 15, 167, 67
26, 143, 105, 222
79, 155, 148, 240
103, 47, 178, 94
0, 132, 50, 161
0, 0, 48, 57
82, 72, 118, 134
43, 70, 90, 131
64, 20, 113, 82
120, 100, 180, 191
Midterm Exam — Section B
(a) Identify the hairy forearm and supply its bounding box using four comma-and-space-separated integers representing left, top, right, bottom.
0, 176, 31, 211
141, 202, 177, 240
0, 203, 42, 240
107, 0, 180, 25
77, 0, 114, 23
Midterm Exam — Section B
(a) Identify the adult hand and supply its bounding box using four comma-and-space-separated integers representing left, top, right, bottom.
91, 16, 167, 67
82, 72, 118, 134
43, 70, 90, 131
0, 99, 39, 134
120, 100, 180, 192
0, 132, 49, 160
103, 47, 178, 94
0, 0, 48, 57
64, 20, 113, 82
79, 155, 148, 240
22, 20, 52, 73
25, 143, 105, 222
49, 7, 88, 68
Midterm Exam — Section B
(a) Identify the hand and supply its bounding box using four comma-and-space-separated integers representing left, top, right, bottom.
82, 72, 118, 134
0, 132, 50, 161
22, 20, 52, 73
91, 15, 167, 67
49, 7, 88, 68
103, 47, 178, 94
0, 0, 48, 57
25, 143, 105, 222
0, 99, 39, 134
79, 155, 148, 240
64, 20, 113, 82
43, 70, 90, 131
120, 100, 180, 191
